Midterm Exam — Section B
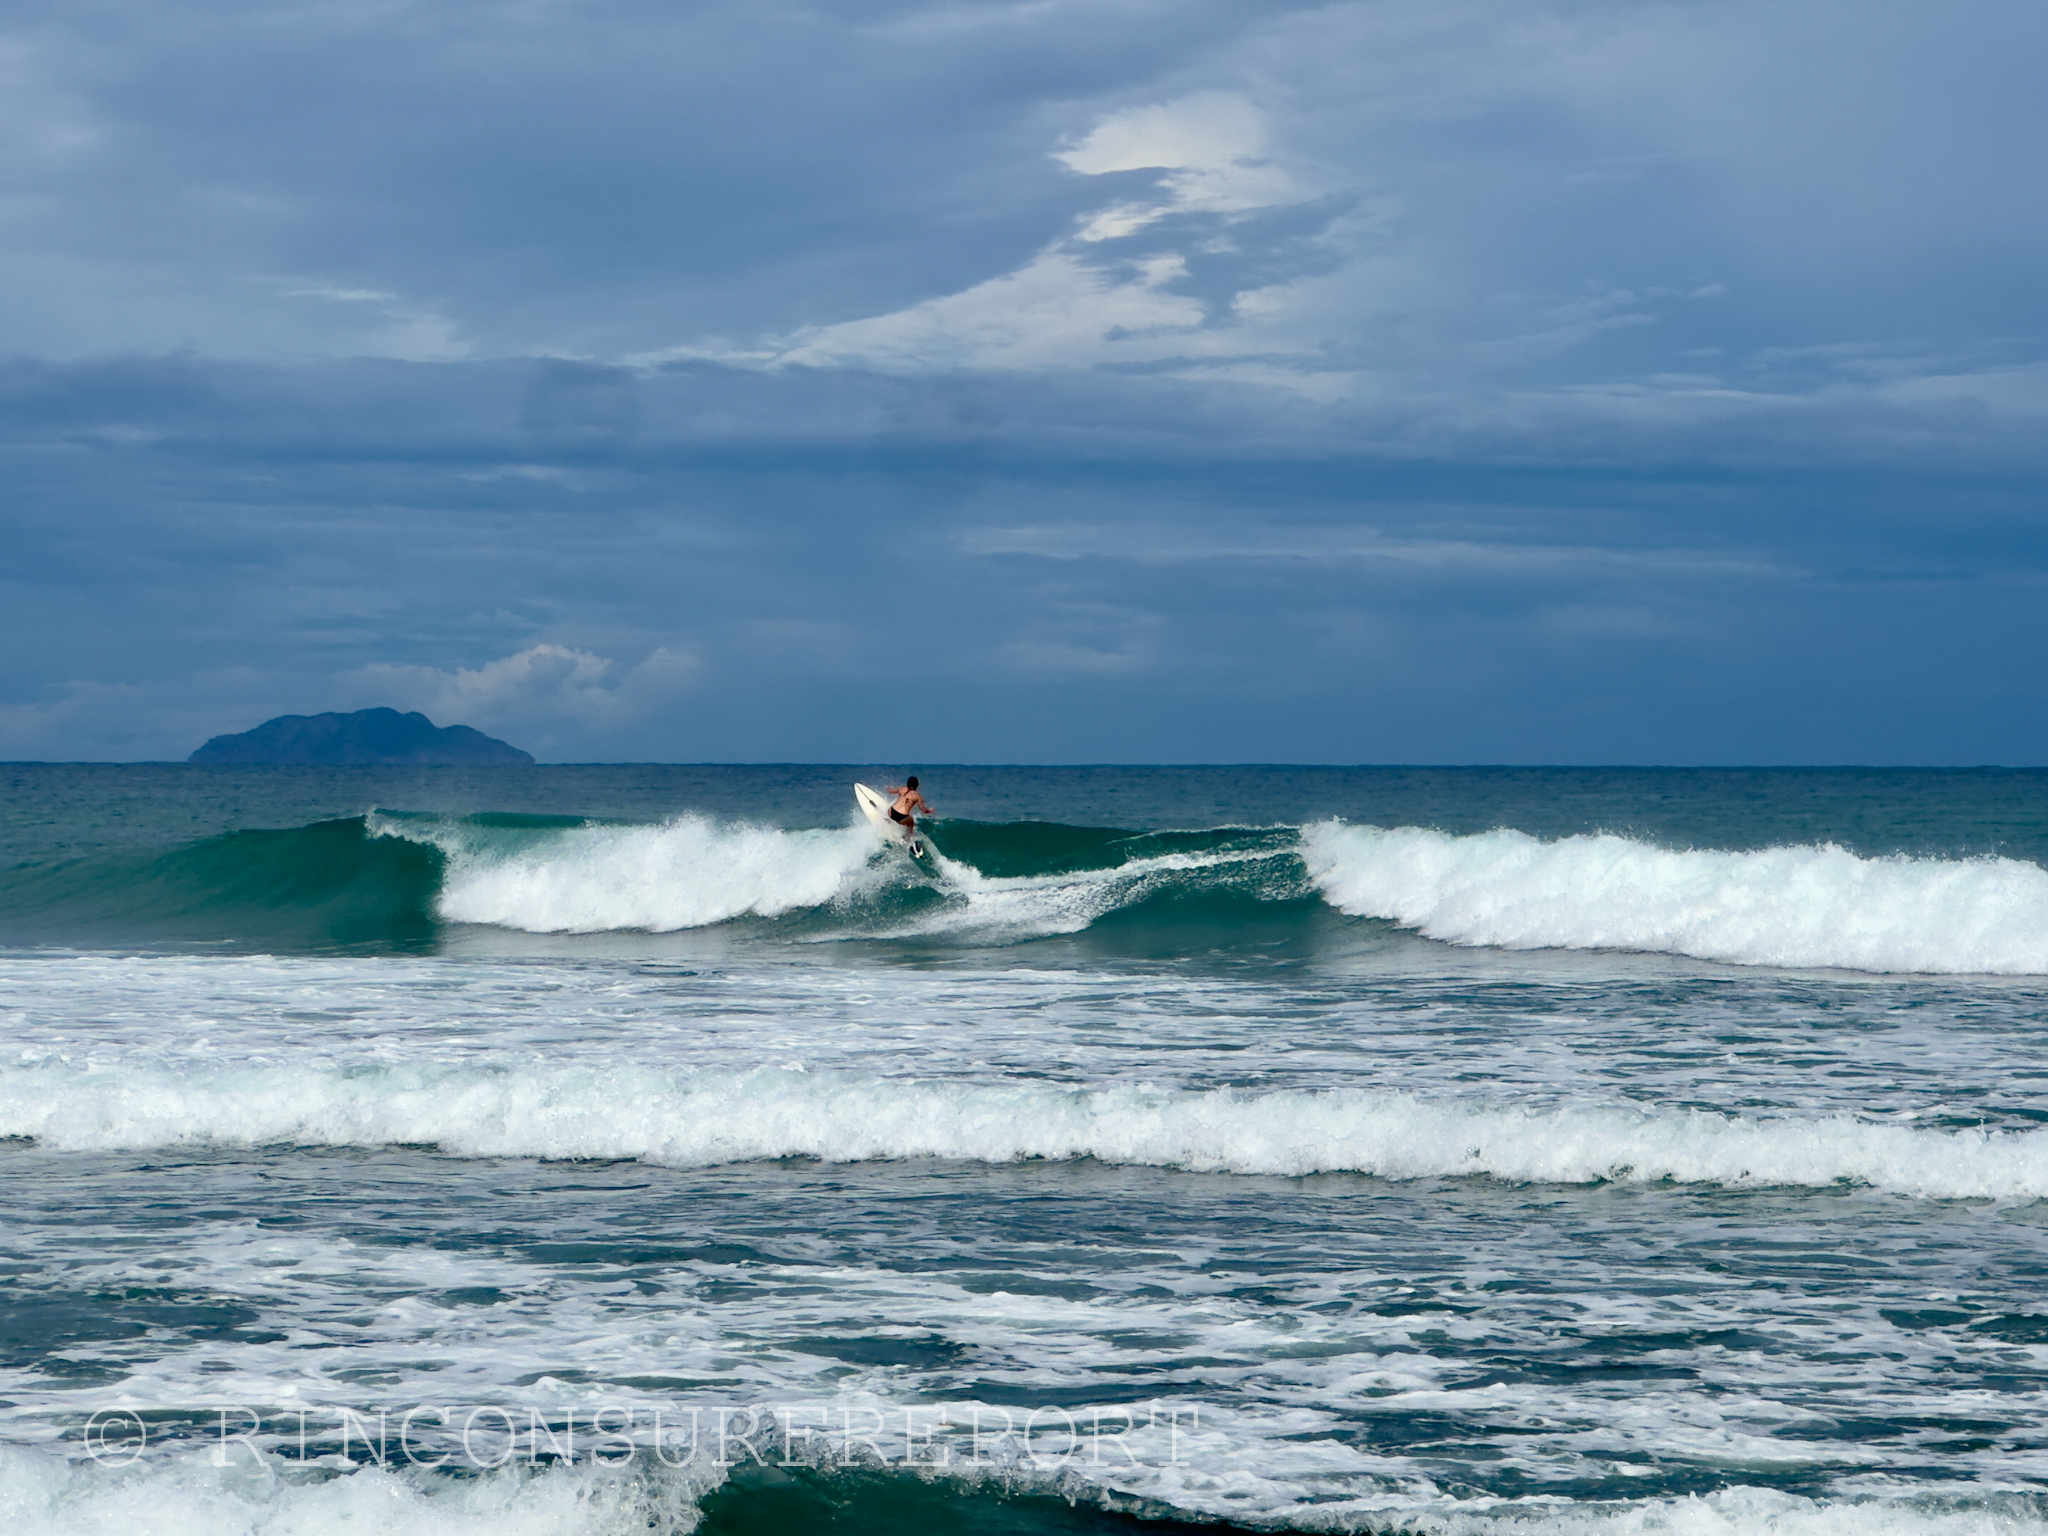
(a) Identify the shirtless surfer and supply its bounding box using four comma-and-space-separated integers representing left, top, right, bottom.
886, 777, 933, 856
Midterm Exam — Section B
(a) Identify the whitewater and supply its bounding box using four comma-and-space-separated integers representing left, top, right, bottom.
1302, 821, 2048, 974
2, 1056, 2042, 1197
366, 807, 2048, 973
7, 765, 2048, 1536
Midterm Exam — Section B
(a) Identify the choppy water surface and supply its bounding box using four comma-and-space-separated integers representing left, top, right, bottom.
2, 764, 2046, 1535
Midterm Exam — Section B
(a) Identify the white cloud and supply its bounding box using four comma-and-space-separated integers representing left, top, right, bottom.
1057, 91, 1303, 241
353, 643, 700, 732
1058, 91, 1270, 178
768, 252, 1204, 372
658, 92, 1325, 378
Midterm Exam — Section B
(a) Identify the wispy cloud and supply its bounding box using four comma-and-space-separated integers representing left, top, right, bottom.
647, 92, 1335, 378
957, 524, 1787, 581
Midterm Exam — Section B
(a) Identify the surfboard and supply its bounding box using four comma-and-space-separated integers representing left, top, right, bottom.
854, 782, 892, 828
854, 782, 926, 859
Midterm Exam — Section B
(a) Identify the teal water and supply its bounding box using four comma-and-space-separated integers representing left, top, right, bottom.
2, 766, 2047, 1534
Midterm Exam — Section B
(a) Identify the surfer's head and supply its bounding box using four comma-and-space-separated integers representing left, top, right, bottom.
906, 776, 919, 790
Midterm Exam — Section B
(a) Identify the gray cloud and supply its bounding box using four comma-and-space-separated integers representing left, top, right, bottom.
2, 2, 2045, 762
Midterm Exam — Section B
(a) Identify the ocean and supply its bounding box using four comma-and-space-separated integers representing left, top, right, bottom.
3, 763, 2048, 1535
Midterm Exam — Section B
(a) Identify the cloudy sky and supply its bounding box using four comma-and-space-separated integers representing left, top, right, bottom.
4, 0, 2045, 762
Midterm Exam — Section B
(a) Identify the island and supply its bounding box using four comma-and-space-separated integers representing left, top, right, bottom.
188, 708, 536, 765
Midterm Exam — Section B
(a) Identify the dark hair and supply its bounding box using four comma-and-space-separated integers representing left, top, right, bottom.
906, 776, 918, 789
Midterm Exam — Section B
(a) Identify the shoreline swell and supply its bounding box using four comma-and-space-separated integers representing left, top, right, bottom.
1, 1062, 2040, 1198
4, 806, 2046, 975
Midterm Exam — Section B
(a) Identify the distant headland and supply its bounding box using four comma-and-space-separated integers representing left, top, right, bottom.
188, 708, 535, 765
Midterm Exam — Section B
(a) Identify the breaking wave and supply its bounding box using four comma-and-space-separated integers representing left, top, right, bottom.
1, 1059, 2041, 1199
3, 804, 2044, 974
395, 814, 887, 932
1302, 822, 2048, 975
376, 812, 1302, 942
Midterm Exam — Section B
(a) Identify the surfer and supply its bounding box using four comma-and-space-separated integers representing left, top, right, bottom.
886, 777, 933, 855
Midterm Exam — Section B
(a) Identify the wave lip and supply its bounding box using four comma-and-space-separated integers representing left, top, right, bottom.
3, 1062, 2044, 1199
1302, 822, 2048, 975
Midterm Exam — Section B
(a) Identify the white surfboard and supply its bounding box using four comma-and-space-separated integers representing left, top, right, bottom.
854, 782, 925, 858
853, 782, 892, 829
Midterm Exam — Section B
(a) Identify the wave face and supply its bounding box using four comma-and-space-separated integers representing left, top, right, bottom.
1303, 822, 2048, 974
0, 817, 441, 950
1, 1059, 2039, 1199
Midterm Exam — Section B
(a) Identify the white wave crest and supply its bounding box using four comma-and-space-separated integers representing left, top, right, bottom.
3, 1060, 2042, 1198
1301, 822, 2048, 974
377, 814, 886, 932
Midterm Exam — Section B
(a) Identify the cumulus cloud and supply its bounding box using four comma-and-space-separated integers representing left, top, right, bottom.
353, 644, 701, 737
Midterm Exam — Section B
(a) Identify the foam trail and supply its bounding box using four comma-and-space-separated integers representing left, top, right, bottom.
901, 844, 1285, 941
2, 1061, 2042, 1198
380, 814, 885, 932
1302, 822, 2048, 974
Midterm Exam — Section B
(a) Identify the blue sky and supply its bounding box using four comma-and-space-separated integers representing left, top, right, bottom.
3, 0, 2045, 762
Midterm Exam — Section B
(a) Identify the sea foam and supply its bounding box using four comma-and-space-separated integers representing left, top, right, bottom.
1301, 822, 2048, 974
2, 1061, 2041, 1199
5, 1445, 2036, 1536
381, 815, 885, 933
0, 1446, 701, 1536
